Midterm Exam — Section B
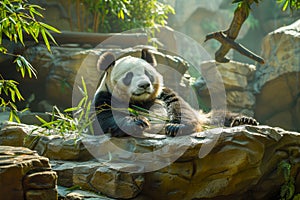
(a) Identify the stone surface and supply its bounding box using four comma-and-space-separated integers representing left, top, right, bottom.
90, 166, 144, 199
254, 19, 300, 131
3, 121, 300, 199
51, 160, 144, 199
0, 145, 57, 200
0, 122, 43, 147
0, 121, 93, 161
23, 171, 57, 190
19, 112, 51, 125
194, 60, 256, 115
57, 186, 115, 200
25, 189, 57, 200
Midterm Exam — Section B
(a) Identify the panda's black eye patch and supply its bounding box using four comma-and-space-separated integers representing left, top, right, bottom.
145, 70, 154, 82
123, 72, 133, 86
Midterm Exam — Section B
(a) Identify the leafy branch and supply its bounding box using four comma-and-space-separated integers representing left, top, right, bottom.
36, 77, 94, 138
0, 0, 60, 121
68, 0, 174, 33
0, 0, 60, 52
277, 0, 300, 12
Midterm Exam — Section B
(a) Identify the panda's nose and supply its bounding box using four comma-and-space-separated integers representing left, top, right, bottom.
138, 82, 150, 89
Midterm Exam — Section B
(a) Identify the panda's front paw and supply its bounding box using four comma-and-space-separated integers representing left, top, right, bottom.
230, 116, 258, 127
120, 116, 150, 136
165, 123, 193, 137
133, 116, 150, 129
165, 123, 182, 137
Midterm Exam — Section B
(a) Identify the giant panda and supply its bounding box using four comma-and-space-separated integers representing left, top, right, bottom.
93, 49, 258, 137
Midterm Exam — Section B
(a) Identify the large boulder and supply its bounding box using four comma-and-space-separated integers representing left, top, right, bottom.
254, 19, 300, 131
0, 145, 57, 200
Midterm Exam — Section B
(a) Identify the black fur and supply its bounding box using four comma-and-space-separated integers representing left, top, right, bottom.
123, 72, 133, 86
141, 49, 157, 66
94, 90, 152, 137
97, 52, 116, 71
94, 87, 195, 137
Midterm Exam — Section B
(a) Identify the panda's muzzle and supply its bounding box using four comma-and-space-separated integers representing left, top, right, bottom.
138, 82, 150, 89
132, 82, 153, 96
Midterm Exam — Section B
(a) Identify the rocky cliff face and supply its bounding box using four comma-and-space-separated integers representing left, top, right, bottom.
194, 60, 256, 116
1, 121, 300, 199
254, 19, 300, 131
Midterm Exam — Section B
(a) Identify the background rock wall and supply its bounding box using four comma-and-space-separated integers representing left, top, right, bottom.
254, 19, 300, 131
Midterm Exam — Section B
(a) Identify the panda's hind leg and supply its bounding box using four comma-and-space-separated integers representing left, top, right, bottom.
229, 116, 258, 127
223, 113, 258, 127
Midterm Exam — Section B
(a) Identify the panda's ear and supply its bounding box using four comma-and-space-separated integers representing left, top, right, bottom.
97, 52, 116, 71
141, 48, 157, 66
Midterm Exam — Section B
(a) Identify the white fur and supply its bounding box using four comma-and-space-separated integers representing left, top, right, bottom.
105, 56, 163, 102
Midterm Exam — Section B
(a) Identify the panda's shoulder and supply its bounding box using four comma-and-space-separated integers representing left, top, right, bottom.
93, 91, 112, 105
95, 90, 111, 98
161, 87, 173, 94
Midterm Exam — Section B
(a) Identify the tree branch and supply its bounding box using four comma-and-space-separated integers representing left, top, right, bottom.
205, 31, 265, 64
205, 1, 265, 64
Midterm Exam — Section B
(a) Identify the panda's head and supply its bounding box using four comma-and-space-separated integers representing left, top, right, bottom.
97, 49, 163, 103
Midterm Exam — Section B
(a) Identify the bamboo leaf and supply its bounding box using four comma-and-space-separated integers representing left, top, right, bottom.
81, 77, 88, 95
16, 23, 24, 46
29, 6, 44, 18
44, 29, 58, 45
9, 110, 14, 121
40, 28, 51, 52
64, 107, 79, 113
39, 22, 61, 33
282, 0, 290, 11
12, 109, 21, 123
9, 88, 16, 102
35, 115, 48, 124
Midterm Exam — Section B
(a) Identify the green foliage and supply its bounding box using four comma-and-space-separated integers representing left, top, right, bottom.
232, 0, 262, 4
36, 77, 95, 138
70, 0, 175, 32
0, 0, 60, 51
277, 0, 300, 11
232, 0, 300, 12
0, 78, 23, 122
0, 0, 60, 121
277, 160, 300, 200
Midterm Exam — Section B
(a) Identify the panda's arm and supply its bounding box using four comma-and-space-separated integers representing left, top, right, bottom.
94, 91, 118, 135
158, 87, 202, 136
158, 88, 182, 123
94, 91, 149, 137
